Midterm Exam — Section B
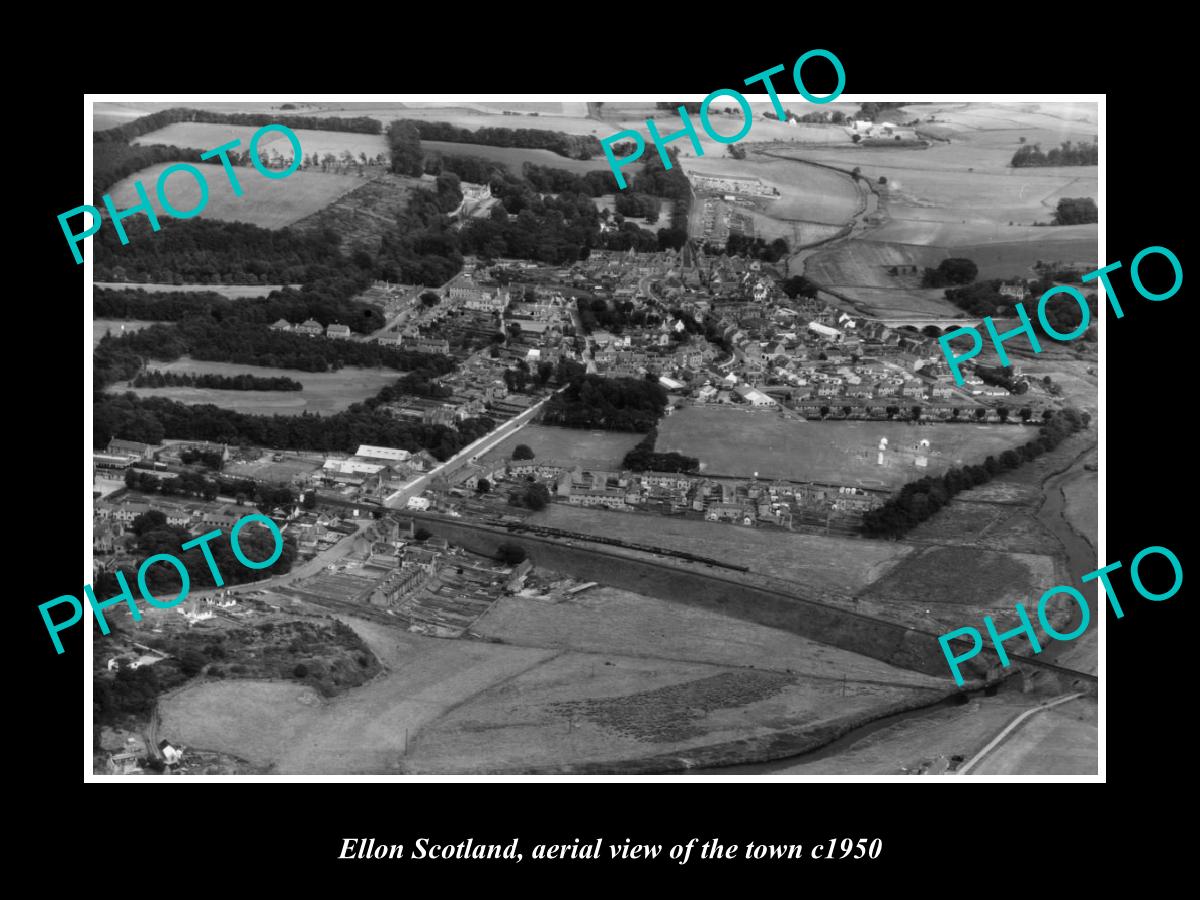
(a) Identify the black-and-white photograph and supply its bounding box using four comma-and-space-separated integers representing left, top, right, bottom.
83, 96, 1100, 778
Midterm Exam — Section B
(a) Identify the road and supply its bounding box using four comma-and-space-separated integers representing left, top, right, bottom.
383, 387, 564, 509
957, 692, 1090, 775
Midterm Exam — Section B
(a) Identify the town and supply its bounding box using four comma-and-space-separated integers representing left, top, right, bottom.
88, 98, 1099, 778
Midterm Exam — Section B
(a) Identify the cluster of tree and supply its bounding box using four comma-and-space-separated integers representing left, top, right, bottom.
508, 481, 551, 510
855, 102, 909, 122
511, 444, 535, 460
95, 318, 453, 390
1052, 197, 1098, 226
631, 151, 692, 248
123, 469, 296, 508
781, 275, 820, 299
1011, 141, 1098, 168
495, 542, 528, 565
521, 163, 619, 196
364, 374, 453, 403
386, 120, 424, 176
94, 142, 204, 197
621, 428, 699, 473
97, 392, 493, 462
942, 278, 1094, 334
575, 296, 658, 334
974, 364, 1029, 394
861, 408, 1090, 538
614, 192, 662, 220
95, 280, 383, 334
132, 370, 304, 391
795, 109, 848, 124
95, 108, 381, 143
179, 448, 224, 469
95, 217, 358, 285
406, 120, 603, 160
460, 191, 604, 264
921, 257, 978, 288
724, 234, 790, 263
656, 102, 703, 114
541, 375, 668, 432
374, 174, 465, 286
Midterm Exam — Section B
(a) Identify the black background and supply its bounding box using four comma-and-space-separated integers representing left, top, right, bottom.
19, 21, 1188, 886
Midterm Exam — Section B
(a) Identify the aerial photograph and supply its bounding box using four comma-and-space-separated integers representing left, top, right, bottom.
87, 97, 1099, 776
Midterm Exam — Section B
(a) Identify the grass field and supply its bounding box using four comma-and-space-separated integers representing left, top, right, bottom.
105, 162, 364, 230
96, 281, 298, 298
682, 153, 861, 226
823, 285, 978, 320
656, 407, 1032, 487
131, 122, 388, 161
420, 140, 614, 175
858, 544, 1057, 609
479, 424, 643, 471
107, 356, 400, 414
529, 503, 913, 596
93, 319, 157, 349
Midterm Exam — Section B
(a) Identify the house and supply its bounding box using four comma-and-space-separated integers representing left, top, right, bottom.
356, 445, 411, 465
735, 384, 777, 407
107, 438, 157, 460
295, 319, 323, 336
269, 318, 293, 332
106, 752, 142, 775
326, 323, 352, 339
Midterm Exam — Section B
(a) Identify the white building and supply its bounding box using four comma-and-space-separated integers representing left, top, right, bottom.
356, 445, 412, 464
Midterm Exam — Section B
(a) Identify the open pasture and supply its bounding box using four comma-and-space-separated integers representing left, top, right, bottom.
93, 319, 158, 349
107, 356, 400, 415
105, 162, 364, 230
131, 122, 388, 161
421, 140, 613, 175
656, 407, 1032, 488
96, 281, 297, 298
479, 424, 642, 471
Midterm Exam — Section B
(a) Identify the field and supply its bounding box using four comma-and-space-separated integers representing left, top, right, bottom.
682, 153, 861, 226
93, 319, 157, 348
289, 172, 429, 249
820, 285, 978, 321
656, 407, 1033, 487
105, 162, 364, 230
158, 602, 946, 774
857, 544, 1057, 609
106, 356, 400, 414
95, 281, 298, 298
479, 424, 643, 471
529, 503, 912, 596
131, 122, 388, 161
420, 140, 614, 175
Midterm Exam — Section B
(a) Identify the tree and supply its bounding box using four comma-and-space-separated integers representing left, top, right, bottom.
997, 406, 1010, 423
293, 663, 309, 678
419, 291, 440, 307
511, 444, 535, 460
886, 406, 899, 419
496, 543, 527, 565
475, 478, 491, 494
819, 405, 831, 418
131, 509, 167, 536
911, 405, 923, 421
414, 527, 431, 541
974, 408, 988, 420
302, 491, 317, 510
